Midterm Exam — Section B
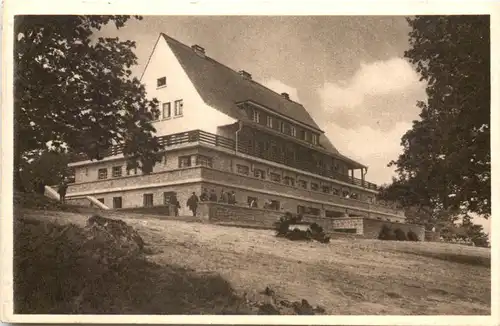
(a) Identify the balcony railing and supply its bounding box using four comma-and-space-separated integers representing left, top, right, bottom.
70, 129, 378, 190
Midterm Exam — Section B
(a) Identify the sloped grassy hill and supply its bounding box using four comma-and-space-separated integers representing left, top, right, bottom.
13, 194, 491, 315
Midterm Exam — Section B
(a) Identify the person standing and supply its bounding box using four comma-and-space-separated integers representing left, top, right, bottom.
187, 192, 199, 217
229, 191, 236, 204
219, 189, 228, 203
57, 179, 68, 204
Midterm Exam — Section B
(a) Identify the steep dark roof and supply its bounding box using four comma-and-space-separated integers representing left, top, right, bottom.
161, 33, 322, 132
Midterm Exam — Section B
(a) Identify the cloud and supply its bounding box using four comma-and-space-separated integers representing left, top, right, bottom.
317, 57, 425, 131
261, 79, 301, 102
323, 122, 411, 185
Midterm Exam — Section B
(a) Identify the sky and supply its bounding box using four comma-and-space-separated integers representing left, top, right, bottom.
97, 16, 489, 234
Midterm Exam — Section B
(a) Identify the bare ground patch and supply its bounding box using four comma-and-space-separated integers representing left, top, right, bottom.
16, 209, 491, 315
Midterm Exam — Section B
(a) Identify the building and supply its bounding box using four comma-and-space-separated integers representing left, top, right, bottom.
65, 33, 416, 236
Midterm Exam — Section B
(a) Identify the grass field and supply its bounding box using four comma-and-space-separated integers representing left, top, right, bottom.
14, 206, 491, 315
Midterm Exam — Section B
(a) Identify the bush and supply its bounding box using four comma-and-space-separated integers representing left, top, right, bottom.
407, 230, 420, 241
394, 228, 408, 241
378, 224, 397, 241
273, 212, 298, 237
274, 215, 330, 243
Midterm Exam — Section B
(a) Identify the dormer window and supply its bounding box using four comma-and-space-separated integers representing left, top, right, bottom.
252, 109, 260, 123
267, 116, 273, 128
157, 77, 166, 88
312, 134, 318, 145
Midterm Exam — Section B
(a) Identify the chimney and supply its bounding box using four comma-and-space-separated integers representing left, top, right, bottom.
281, 92, 290, 100
191, 44, 205, 57
238, 70, 252, 80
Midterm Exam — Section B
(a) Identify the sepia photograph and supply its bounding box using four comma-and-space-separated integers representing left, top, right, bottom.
1, 2, 498, 325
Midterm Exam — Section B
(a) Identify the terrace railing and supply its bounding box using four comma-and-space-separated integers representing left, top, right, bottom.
70, 129, 378, 190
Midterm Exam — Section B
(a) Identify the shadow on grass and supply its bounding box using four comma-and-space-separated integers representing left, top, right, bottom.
14, 218, 252, 314
392, 249, 490, 268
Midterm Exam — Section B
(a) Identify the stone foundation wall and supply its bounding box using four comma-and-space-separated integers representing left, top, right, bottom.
425, 230, 441, 242
198, 202, 282, 228
327, 218, 365, 235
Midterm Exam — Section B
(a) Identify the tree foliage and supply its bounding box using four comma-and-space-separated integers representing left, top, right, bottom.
14, 15, 162, 190
19, 150, 73, 193
380, 16, 490, 223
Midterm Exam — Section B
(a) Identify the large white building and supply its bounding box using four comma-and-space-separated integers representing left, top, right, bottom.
65, 33, 411, 234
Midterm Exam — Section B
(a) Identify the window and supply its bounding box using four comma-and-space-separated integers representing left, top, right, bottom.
312, 134, 318, 145
307, 207, 320, 216
98, 168, 108, 180
310, 182, 319, 191
143, 193, 154, 207
277, 120, 284, 132
162, 102, 171, 119
196, 155, 213, 167
270, 200, 280, 210
236, 164, 249, 175
351, 193, 359, 200
332, 188, 340, 196
112, 166, 122, 178
97, 198, 105, 204
322, 185, 330, 193
297, 205, 306, 215
178, 156, 191, 168
247, 196, 258, 208
163, 154, 168, 165
157, 77, 166, 88
270, 172, 281, 182
113, 197, 122, 209
326, 210, 343, 218
291, 126, 297, 137
252, 109, 260, 123
283, 176, 295, 187
299, 130, 305, 140
298, 180, 307, 189
283, 123, 291, 135
367, 196, 374, 203
254, 168, 265, 179
267, 116, 273, 128
342, 190, 350, 198
174, 99, 183, 116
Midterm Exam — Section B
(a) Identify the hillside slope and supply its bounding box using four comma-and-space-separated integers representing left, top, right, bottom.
14, 207, 491, 315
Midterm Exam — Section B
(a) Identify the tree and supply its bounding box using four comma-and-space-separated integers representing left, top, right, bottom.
14, 15, 162, 191
380, 16, 490, 222
19, 150, 73, 193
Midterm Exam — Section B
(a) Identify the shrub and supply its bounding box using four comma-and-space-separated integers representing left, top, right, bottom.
407, 230, 420, 241
273, 212, 298, 237
378, 224, 396, 240
274, 215, 329, 243
394, 228, 408, 241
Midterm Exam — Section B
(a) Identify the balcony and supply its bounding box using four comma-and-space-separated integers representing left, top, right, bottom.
70, 129, 378, 190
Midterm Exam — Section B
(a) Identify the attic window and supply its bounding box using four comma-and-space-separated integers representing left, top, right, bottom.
239, 70, 252, 79
312, 134, 318, 145
191, 44, 205, 57
157, 77, 166, 88
281, 92, 290, 100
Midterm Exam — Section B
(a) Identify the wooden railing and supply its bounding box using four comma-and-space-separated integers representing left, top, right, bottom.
70, 129, 378, 190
